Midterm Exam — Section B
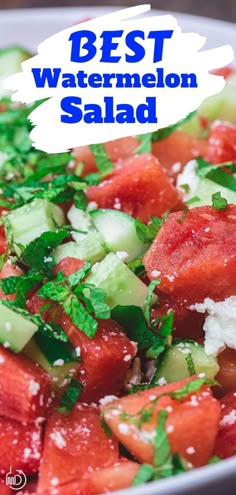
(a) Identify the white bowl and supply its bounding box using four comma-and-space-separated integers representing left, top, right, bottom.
0, 6, 235, 495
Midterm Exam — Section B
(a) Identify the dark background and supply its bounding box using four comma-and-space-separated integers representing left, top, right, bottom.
0, 0, 235, 23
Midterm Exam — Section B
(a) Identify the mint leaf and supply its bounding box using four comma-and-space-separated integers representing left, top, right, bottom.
153, 410, 171, 468
0, 253, 7, 271
135, 215, 168, 244
22, 230, 69, 275
1, 269, 44, 307
73, 190, 88, 211
152, 112, 196, 142
212, 191, 228, 210
64, 294, 98, 339
196, 158, 236, 192
136, 133, 152, 154
144, 279, 160, 323
89, 143, 114, 176
132, 464, 154, 487
185, 352, 196, 376
57, 378, 83, 413
83, 285, 110, 320
111, 305, 156, 350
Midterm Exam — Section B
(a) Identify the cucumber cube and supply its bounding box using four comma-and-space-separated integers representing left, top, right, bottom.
6, 199, 65, 252
53, 232, 106, 265
0, 302, 38, 352
154, 341, 219, 384
90, 209, 148, 262
67, 205, 96, 242
87, 253, 156, 309
24, 337, 80, 392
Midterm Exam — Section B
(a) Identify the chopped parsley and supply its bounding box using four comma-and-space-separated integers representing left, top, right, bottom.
136, 133, 152, 154
196, 158, 236, 192
57, 378, 83, 413
152, 111, 196, 142
135, 214, 169, 244
89, 143, 114, 177
212, 191, 228, 211
38, 262, 110, 339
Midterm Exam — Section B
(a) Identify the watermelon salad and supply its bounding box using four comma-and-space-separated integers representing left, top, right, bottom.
0, 46, 236, 495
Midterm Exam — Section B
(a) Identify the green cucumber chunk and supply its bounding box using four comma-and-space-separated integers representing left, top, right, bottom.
0, 301, 37, 352
191, 177, 236, 208
199, 73, 236, 125
24, 334, 80, 391
90, 209, 148, 262
53, 232, 107, 265
154, 341, 219, 383
87, 252, 156, 309
0, 45, 32, 97
67, 205, 96, 242
6, 199, 65, 252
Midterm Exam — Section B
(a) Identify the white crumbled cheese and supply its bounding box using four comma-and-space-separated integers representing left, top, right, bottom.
4, 322, 12, 332
172, 162, 182, 173
113, 197, 121, 210
3, 342, 10, 348
43, 256, 53, 263
29, 380, 40, 396
167, 425, 174, 434
151, 270, 161, 277
157, 377, 167, 386
166, 406, 173, 413
116, 251, 129, 262
87, 201, 98, 211
220, 410, 236, 427
50, 478, 60, 486
50, 431, 67, 449
23, 448, 32, 460
53, 359, 65, 367
99, 395, 118, 407
123, 354, 132, 362
75, 346, 81, 357
186, 446, 196, 455
176, 160, 200, 200
191, 296, 236, 356
118, 423, 130, 435
0, 356, 5, 364
198, 373, 206, 378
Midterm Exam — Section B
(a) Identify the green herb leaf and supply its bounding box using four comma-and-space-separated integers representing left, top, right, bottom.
22, 230, 69, 275
212, 191, 228, 211
111, 305, 157, 350
185, 352, 196, 376
0, 269, 44, 307
132, 464, 154, 487
0, 253, 7, 271
57, 378, 83, 413
136, 133, 152, 154
89, 143, 114, 176
152, 112, 196, 142
153, 410, 171, 467
73, 190, 88, 211
135, 214, 168, 244
144, 279, 160, 323
196, 158, 236, 191
128, 258, 146, 277
83, 285, 111, 320
64, 294, 98, 339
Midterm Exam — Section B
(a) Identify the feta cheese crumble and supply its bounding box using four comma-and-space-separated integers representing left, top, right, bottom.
176, 160, 199, 200
191, 296, 236, 356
